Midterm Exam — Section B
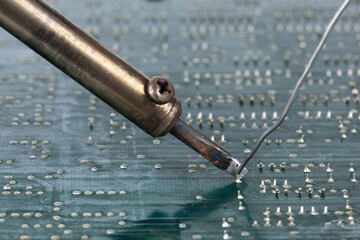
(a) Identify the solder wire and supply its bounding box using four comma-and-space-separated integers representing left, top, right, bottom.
237, 0, 351, 176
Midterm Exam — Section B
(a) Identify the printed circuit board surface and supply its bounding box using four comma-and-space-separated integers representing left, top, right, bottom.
0, 0, 359, 239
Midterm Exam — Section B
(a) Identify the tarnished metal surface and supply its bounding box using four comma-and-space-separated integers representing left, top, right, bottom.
0, 0, 244, 176
147, 76, 175, 105
171, 119, 247, 177
0, 0, 182, 137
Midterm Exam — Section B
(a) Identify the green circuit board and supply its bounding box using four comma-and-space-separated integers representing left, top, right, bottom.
0, 0, 360, 239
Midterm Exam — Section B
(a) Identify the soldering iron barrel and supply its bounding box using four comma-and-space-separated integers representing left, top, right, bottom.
0, 0, 181, 137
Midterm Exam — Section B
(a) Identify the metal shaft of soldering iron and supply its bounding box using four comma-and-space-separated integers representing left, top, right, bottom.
0, 0, 246, 177
171, 119, 247, 177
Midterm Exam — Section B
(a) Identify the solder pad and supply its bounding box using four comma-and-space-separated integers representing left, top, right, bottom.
0, 0, 359, 239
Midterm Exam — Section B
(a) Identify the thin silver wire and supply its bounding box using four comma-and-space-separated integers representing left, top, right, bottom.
237, 0, 351, 176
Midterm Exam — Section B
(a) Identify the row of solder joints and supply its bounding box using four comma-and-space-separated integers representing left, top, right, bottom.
183, 68, 359, 81
257, 163, 358, 198
180, 51, 360, 66
274, 7, 360, 21
182, 93, 358, 106
250, 202, 357, 228
183, 109, 358, 126
246, 203, 352, 218
177, 22, 360, 39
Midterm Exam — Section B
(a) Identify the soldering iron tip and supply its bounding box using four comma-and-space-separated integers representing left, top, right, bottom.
170, 119, 248, 178
227, 156, 248, 179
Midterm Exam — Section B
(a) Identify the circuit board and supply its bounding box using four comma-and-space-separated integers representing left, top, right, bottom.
0, 0, 359, 239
